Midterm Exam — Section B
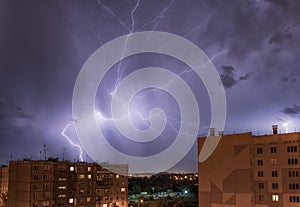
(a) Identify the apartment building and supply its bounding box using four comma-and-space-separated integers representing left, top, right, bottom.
198, 126, 300, 207
8, 159, 128, 207
0, 165, 8, 206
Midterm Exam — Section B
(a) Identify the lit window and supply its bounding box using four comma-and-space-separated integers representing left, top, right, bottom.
70, 166, 74, 171
271, 158, 277, 165
88, 174, 92, 179
79, 174, 85, 179
121, 188, 126, 192
116, 174, 119, 178
272, 194, 279, 202
87, 197, 91, 202
69, 198, 74, 203
58, 186, 66, 190
103, 204, 108, 207
87, 166, 92, 171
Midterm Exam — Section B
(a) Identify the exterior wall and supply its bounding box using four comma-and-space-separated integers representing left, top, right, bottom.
0, 166, 8, 206
7, 160, 128, 207
198, 132, 300, 207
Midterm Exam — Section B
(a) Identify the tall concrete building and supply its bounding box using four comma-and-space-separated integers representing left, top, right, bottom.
198, 126, 300, 207
0, 165, 8, 205
8, 159, 128, 207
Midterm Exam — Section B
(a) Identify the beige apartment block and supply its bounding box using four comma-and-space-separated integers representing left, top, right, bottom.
8, 159, 128, 207
198, 127, 300, 207
0, 165, 8, 205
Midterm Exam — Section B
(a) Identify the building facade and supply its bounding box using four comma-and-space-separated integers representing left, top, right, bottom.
0, 165, 8, 206
198, 128, 300, 207
8, 159, 128, 207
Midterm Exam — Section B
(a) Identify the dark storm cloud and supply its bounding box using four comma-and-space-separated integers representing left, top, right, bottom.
282, 104, 300, 115
0, 97, 32, 120
220, 65, 250, 88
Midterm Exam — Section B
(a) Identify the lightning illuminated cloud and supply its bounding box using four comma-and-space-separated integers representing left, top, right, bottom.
62, 0, 227, 161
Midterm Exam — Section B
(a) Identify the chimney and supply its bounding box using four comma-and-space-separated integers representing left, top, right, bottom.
272, 125, 278, 134
209, 128, 215, 136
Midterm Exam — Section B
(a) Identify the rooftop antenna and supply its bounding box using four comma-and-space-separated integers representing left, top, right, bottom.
40, 151, 42, 160
43, 144, 47, 161
62, 148, 65, 161
10, 152, 13, 161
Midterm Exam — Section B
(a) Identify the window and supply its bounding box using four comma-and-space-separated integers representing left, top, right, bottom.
290, 196, 300, 202
288, 158, 298, 165
272, 183, 278, 189
271, 158, 277, 165
69, 198, 74, 204
258, 183, 264, 189
43, 183, 50, 190
58, 177, 67, 181
270, 147, 277, 153
87, 197, 91, 202
58, 186, 66, 190
69, 166, 74, 171
257, 159, 263, 166
87, 166, 92, 171
257, 148, 263, 154
33, 193, 38, 199
43, 174, 50, 180
287, 145, 298, 152
272, 171, 278, 177
33, 165, 39, 171
44, 165, 51, 171
87, 174, 92, 179
79, 174, 85, 179
33, 174, 38, 180
258, 171, 264, 177
288, 170, 299, 177
116, 174, 119, 178
121, 188, 126, 192
289, 183, 299, 190
272, 194, 279, 202
258, 195, 264, 201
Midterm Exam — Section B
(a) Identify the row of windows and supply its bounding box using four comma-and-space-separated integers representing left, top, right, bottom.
256, 158, 298, 166
290, 196, 300, 202
258, 194, 279, 202
258, 170, 299, 177
289, 183, 299, 189
33, 174, 51, 180
257, 182, 299, 190
33, 165, 51, 171
69, 166, 92, 172
289, 170, 299, 177
256, 146, 298, 154
288, 158, 298, 165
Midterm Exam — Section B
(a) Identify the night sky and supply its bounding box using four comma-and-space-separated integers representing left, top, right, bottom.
0, 0, 300, 172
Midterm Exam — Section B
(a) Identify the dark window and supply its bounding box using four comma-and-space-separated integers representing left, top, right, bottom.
270, 147, 277, 153
258, 171, 264, 177
272, 171, 278, 177
272, 183, 278, 189
257, 148, 263, 154
258, 183, 264, 189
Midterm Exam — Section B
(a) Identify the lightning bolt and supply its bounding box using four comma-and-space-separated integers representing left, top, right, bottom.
61, 122, 84, 162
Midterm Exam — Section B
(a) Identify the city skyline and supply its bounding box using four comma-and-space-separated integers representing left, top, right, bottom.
0, 0, 300, 172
